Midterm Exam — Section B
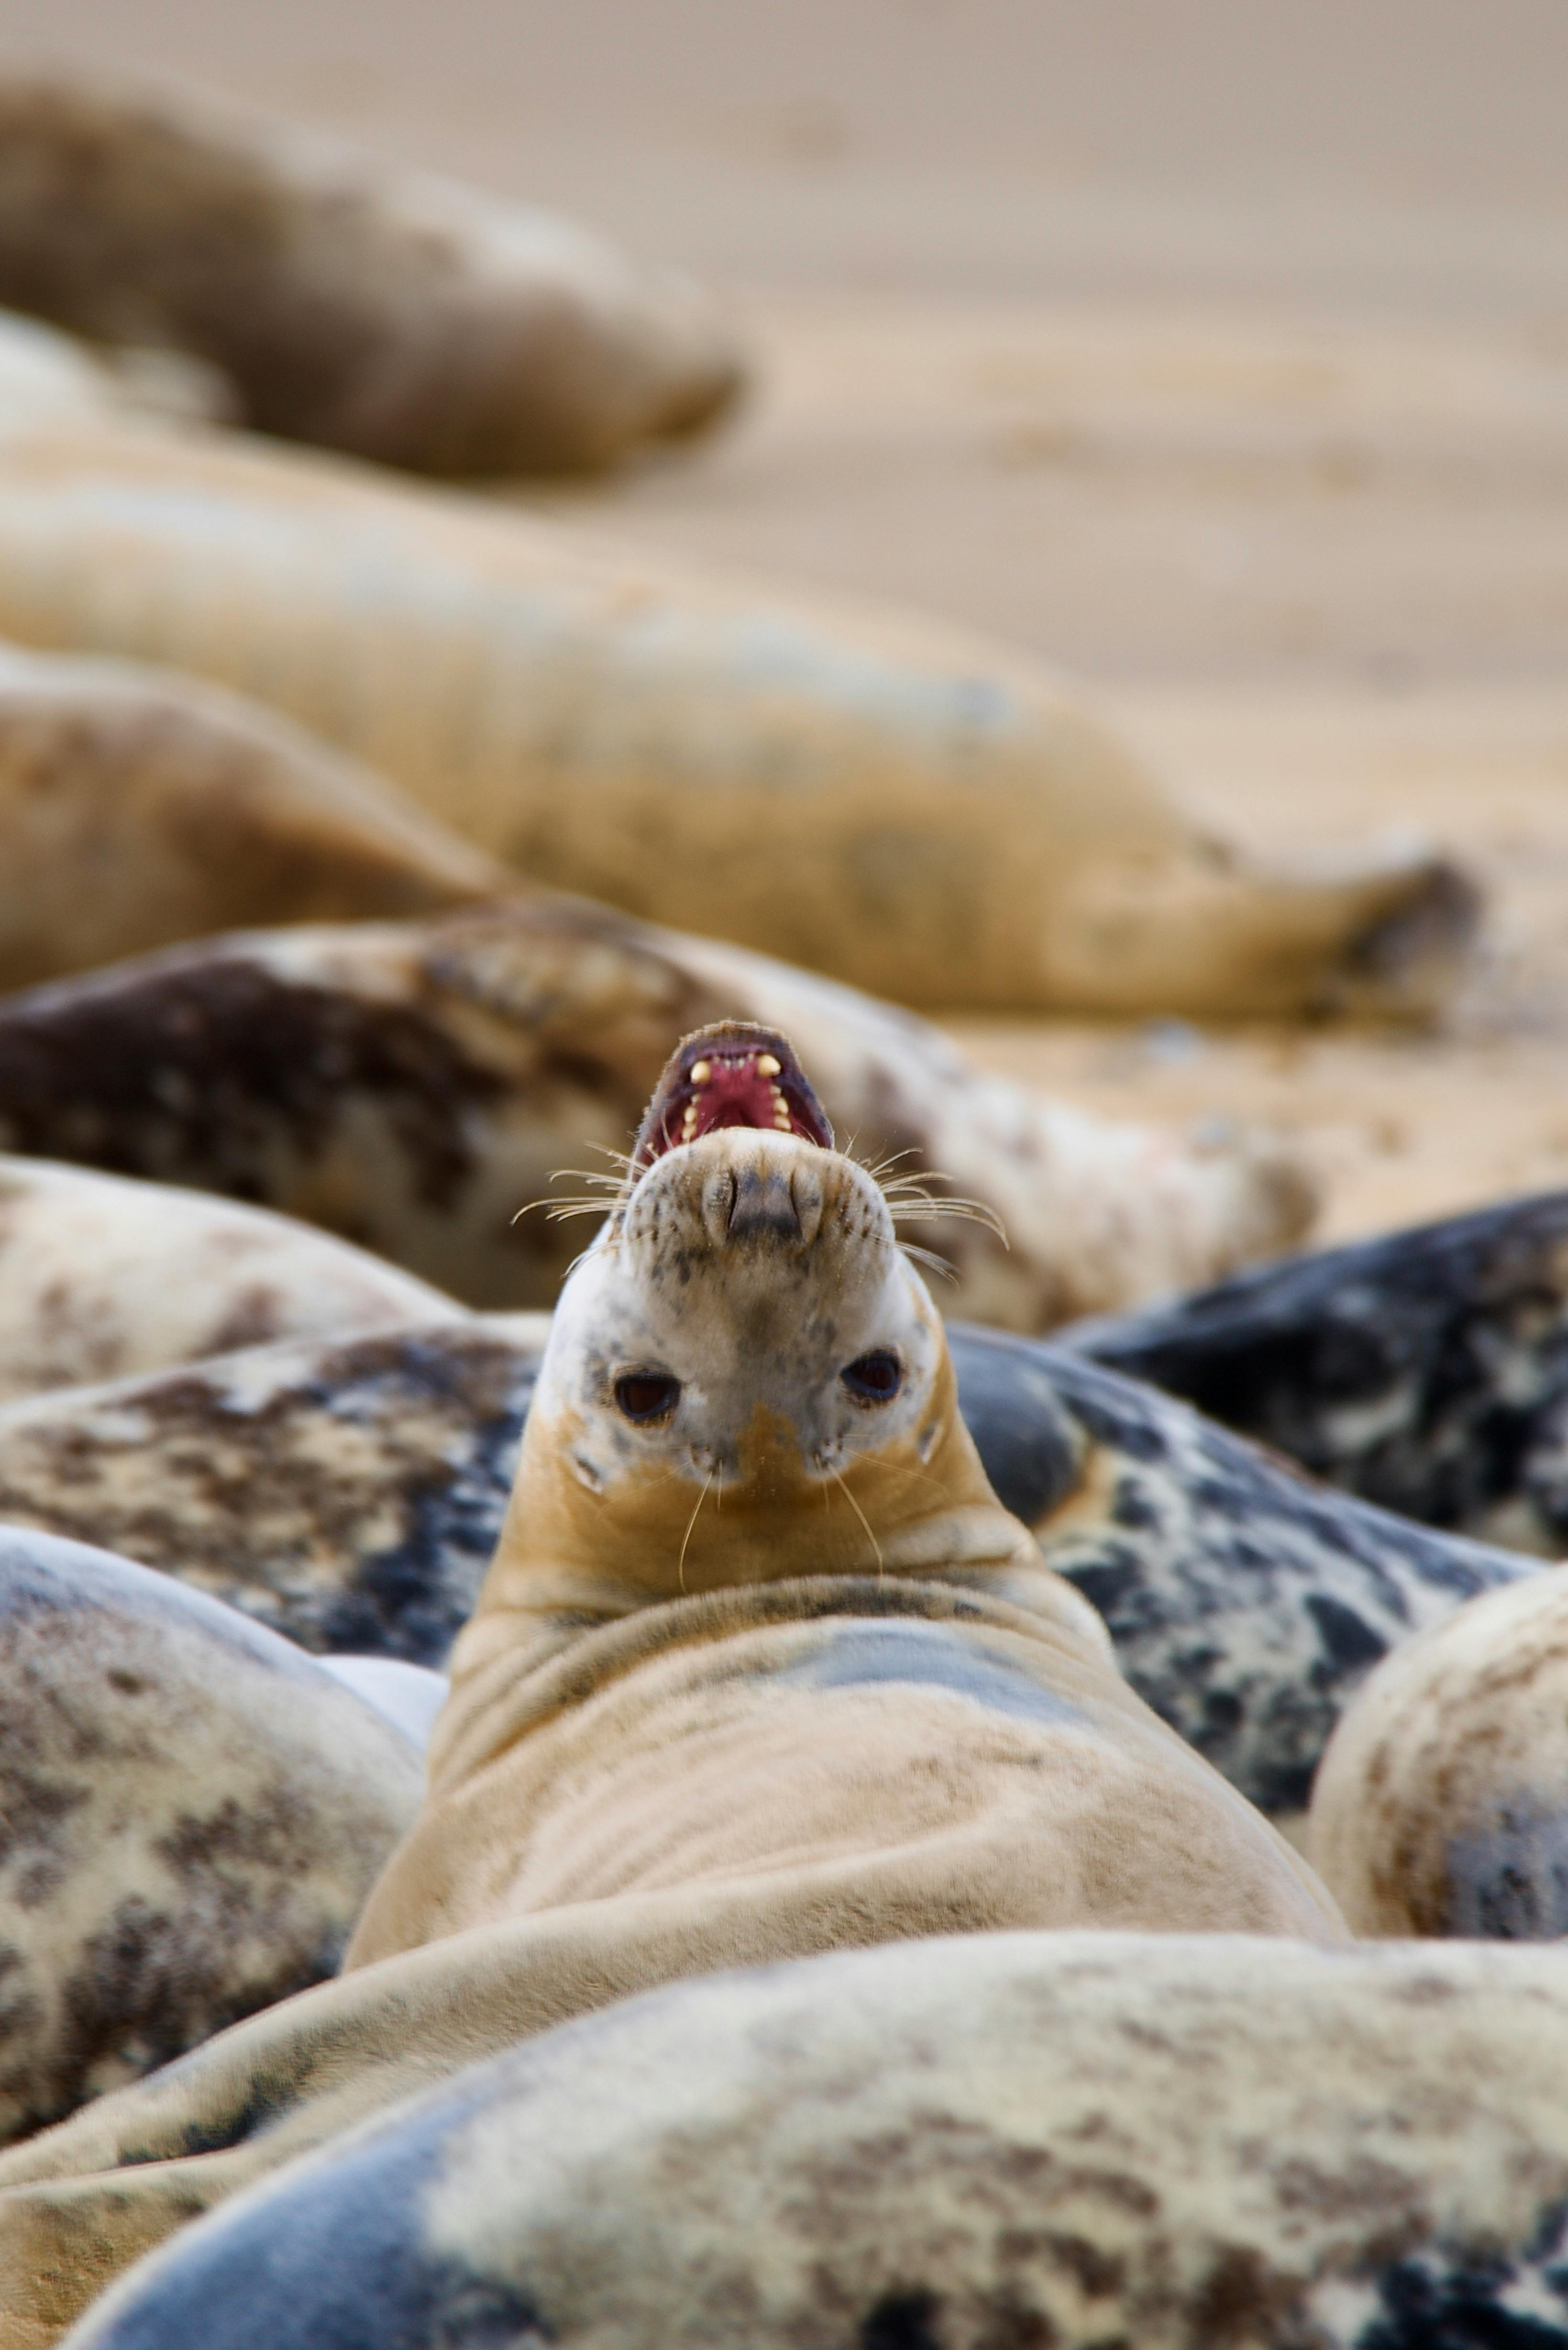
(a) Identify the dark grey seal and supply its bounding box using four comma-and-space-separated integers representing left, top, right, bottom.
1071, 1187, 1568, 1553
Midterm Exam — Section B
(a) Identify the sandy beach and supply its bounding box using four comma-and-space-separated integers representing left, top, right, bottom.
3, 0, 1567, 1251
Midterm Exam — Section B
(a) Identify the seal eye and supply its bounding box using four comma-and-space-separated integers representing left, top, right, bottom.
614, 1372, 680, 1424
842, 1350, 902, 1405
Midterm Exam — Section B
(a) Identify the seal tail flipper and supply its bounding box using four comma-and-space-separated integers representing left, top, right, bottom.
1047, 838, 1480, 1020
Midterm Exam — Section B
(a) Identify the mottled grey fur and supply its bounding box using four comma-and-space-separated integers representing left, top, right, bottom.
66, 1932, 1568, 2350
1071, 1187, 1568, 1555
0, 1528, 422, 2146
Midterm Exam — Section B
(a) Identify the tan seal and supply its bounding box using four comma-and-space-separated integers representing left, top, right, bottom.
1310, 1561, 1568, 1937
349, 1019, 1338, 1962
0, 411, 1476, 1018
0, 79, 745, 477
0, 643, 504, 990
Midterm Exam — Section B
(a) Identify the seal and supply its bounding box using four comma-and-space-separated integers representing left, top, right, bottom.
347, 1018, 1338, 1962
0, 304, 119, 435
0, 899, 1314, 1324
0, 1028, 1343, 2338
0, 407, 1477, 1016
0, 79, 745, 477
0, 1155, 462, 1404
59, 1933, 1568, 2350
1073, 1186, 1568, 1553
0, 1314, 549, 1661
0, 643, 504, 990
0, 1526, 424, 2154
1309, 1563, 1568, 1938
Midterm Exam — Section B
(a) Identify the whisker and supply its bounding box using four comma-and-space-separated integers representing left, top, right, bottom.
861, 1148, 923, 1182
545, 1168, 625, 1192
677, 1471, 714, 1595
884, 1196, 1008, 1246
900, 1242, 960, 1283
830, 1466, 885, 1587
581, 1142, 638, 1171
853, 1451, 954, 1499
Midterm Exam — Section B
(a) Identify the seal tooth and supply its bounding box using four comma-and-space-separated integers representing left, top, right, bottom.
689, 1060, 711, 1086
756, 1053, 781, 1077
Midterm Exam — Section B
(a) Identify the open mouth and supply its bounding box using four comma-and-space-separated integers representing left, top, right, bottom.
631, 1023, 835, 1171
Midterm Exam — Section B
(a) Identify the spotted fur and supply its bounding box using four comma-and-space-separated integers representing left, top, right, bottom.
0, 1318, 544, 1664
1309, 1564, 1568, 1938
0, 900, 1312, 1322
60, 1934, 1568, 2350
1072, 1188, 1568, 1554
0, 1528, 422, 2150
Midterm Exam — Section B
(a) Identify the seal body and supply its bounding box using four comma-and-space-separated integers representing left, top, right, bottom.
0, 901, 1314, 1323
0, 1155, 462, 1403
1072, 1186, 1568, 1554
1310, 1563, 1568, 1938
0, 410, 1476, 1015
951, 1324, 1535, 1826
349, 1026, 1337, 1967
0, 81, 745, 476
0, 1315, 545, 1660
0, 1528, 424, 2151
0, 643, 503, 991
60, 1933, 1568, 2350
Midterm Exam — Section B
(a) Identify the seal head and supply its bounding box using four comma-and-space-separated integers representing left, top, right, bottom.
443, 1021, 1106, 1729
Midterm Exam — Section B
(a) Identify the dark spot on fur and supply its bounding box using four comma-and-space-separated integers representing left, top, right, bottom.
1110, 1478, 1161, 1532
1188, 2247, 1303, 2347
0, 951, 504, 1218
1305, 1594, 1390, 1674
1355, 2243, 1568, 2347
169, 2077, 292, 2163
1059, 1557, 1144, 1624
861, 2288, 946, 2350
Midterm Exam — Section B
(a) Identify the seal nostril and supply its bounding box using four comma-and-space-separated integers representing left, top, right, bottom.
842, 1350, 903, 1405
614, 1372, 681, 1423
727, 1166, 802, 1242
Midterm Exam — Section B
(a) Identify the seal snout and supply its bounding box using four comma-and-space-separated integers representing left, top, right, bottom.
701, 1151, 826, 1250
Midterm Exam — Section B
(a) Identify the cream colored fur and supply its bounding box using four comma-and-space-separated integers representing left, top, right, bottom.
1310, 1562, 1568, 1937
